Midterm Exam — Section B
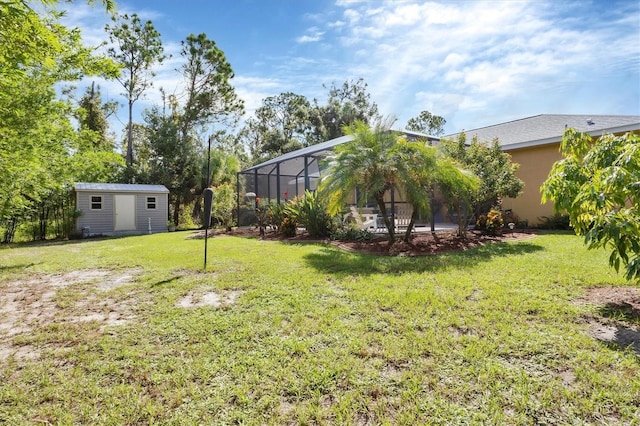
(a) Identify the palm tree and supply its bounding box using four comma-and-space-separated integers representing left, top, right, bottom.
391, 139, 438, 241
434, 157, 480, 237
320, 119, 480, 243
320, 118, 401, 243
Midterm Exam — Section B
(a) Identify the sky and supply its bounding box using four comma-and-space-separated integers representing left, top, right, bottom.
61, 0, 640, 137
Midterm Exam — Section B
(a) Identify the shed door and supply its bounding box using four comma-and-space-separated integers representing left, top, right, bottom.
114, 194, 136, 231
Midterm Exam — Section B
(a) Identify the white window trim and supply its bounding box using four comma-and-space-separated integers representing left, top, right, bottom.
90, 195, 103, 210
146, 196, 157, 210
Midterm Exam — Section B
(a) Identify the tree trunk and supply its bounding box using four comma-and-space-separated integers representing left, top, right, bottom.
192, 194, 203, 224
430, 185, 436, 233
375, 194, 394, 244
126, 100, 133, 169
173, 193, 181, 227
457, 204, 467, 238
404, 209, 419, 242
39, 204, 49, 240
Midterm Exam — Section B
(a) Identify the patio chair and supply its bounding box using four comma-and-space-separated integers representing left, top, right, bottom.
344, 206, 377, 231
394, 206, 413, 230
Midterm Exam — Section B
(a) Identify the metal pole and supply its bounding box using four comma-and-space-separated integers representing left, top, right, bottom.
204, 136, 212, 270
204, 222, 210, 269
276, 163, 281, 204
236, 172, 240, 227
304, 156, 310, 191
206, 135, 212, 188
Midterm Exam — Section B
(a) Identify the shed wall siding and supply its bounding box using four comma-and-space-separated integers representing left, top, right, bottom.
76, 191, 168, 236
135, 193, 169, 233
76, 192, 115, 235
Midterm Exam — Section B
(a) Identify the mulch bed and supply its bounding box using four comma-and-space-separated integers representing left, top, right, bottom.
334, 230, 536, 256
196, 227, 537, 257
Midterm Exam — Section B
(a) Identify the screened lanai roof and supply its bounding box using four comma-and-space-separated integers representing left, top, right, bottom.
240, 134, 354, 177
240, 130, 436, 178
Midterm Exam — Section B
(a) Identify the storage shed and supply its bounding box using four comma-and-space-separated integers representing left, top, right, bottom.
75, 183, 170, 237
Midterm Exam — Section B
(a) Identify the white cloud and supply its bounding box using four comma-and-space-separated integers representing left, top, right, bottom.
296, 27, 325, 43
232, 76, 290, 117
343, 9, 360, 25
442, 53, 468, 68
378, 3, 424, 26
62, 0, 639, 136
414, 91, 486, 116
297, 34, 323, 43
335, 0, 365, 6
321, 0, 638, 131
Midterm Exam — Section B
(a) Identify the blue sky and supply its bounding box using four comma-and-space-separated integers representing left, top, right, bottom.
62, 0, 640, 136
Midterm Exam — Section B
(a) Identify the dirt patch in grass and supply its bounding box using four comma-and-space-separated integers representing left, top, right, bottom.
576, 286, 640, 355
177, 290, 241, 309
0, 269, 142, 362
577, 287, 640, 313
197, 227, 536, 256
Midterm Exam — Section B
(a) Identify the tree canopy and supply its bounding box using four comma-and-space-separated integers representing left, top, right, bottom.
439, 133, 523, 219
248, 92, 311, 162
309, 78, 381, 144
542, 129, 640, 281
178, 33, 244, 139
106, 12, 166, 169
406, 110, 447, 137
320, 119, 401, 243
242, 79, 381, 164
1, 0, 120, 241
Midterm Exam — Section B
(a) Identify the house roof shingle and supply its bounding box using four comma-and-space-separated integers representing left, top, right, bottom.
444, 114, 640, 150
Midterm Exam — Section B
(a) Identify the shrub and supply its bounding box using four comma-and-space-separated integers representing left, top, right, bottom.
211, 183, 235, 231
288, 190, 334, 238
476, 209, 504, 235
267, 202, 289, 233
331, 225, 374, 242
280, 216, 297, 237
537, 214, 571, 230
254, 198, 272, 230
178, 205, 198, 230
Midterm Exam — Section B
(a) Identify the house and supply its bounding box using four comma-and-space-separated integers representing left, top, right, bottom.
237, 114, 640, 228
445, 114, 640, 226
75, 183, 169, 236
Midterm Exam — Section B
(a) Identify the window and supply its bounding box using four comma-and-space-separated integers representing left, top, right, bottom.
146, 196, 157, 209
90, 195, 102, 210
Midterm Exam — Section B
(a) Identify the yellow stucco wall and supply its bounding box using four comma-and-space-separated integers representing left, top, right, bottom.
501, 143, 563, 226
502, 129, 639, 226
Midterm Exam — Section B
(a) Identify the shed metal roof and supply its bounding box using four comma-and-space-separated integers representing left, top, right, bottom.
75, 183, 170, 193
444, 114, 640, 150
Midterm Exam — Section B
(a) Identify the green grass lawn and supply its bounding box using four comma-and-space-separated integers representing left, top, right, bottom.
0, 231, 638, 425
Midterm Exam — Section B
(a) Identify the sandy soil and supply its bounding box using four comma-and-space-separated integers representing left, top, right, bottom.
177, 290, 241, 308
0, 268, 243, 362
576, 287, 640, 354
0, 269, 142, 361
